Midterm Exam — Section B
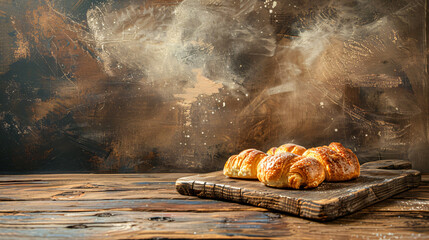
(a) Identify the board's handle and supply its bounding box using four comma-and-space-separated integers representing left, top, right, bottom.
360, 159, 412, 170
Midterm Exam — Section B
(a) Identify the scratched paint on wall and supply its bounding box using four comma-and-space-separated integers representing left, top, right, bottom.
0, 0, 428, 172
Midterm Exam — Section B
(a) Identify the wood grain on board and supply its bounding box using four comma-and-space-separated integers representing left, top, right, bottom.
176, 160, 421, 221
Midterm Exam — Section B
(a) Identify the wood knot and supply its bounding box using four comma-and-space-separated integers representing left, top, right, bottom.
51, 191, 85, 200
66, 223, 88, 229
94, 212, 115, 217
148, 216, 174, 222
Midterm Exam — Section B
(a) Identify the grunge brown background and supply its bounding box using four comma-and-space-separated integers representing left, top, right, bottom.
0, 0, 428, 173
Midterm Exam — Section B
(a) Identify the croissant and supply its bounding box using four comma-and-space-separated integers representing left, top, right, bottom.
267, 143, 306, 156
257, 152, 325, 189
302, 142, 360, 181
223, 149, 267, 179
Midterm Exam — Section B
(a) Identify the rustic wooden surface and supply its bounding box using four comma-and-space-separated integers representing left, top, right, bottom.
176, 160, 421, 220
176, 172, 420, 221
0, 171, 428, 239
360, 159, 413, 170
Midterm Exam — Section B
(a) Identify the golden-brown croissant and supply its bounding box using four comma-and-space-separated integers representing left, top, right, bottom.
302, 142, 360, 181
257, 152, 325, 189
223, 149, 267, 179
267, 143, 306, 156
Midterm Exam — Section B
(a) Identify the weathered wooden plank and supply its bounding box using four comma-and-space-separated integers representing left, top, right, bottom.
0, 209, 427, 240
0, 198, 266, 213
392, 183, 429, 199
363, 199, 429, 212
0, 182, 189, 201
176, 160, 421, 220
0, 173, 194, 182
360, 159, 412, 170
0, 174, 195, 201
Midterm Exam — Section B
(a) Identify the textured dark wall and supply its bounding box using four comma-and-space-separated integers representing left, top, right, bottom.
0, 0, 428, 173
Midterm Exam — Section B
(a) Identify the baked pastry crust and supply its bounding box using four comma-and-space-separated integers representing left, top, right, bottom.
257, 152, 325, 189
303, 142, 360, 181
223, 149, 267, 179
267, 143, 306, 156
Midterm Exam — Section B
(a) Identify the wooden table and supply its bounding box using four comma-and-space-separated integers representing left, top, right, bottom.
0, 173, 428, 239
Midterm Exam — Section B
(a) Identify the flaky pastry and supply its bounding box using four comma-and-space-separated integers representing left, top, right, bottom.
267, 143, 306, 156
257, 152, 325, 189
303, 142, 360, 181
223, 149, 267, 179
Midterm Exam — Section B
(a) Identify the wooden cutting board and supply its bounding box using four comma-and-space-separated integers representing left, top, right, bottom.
176, 160, 420, 221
